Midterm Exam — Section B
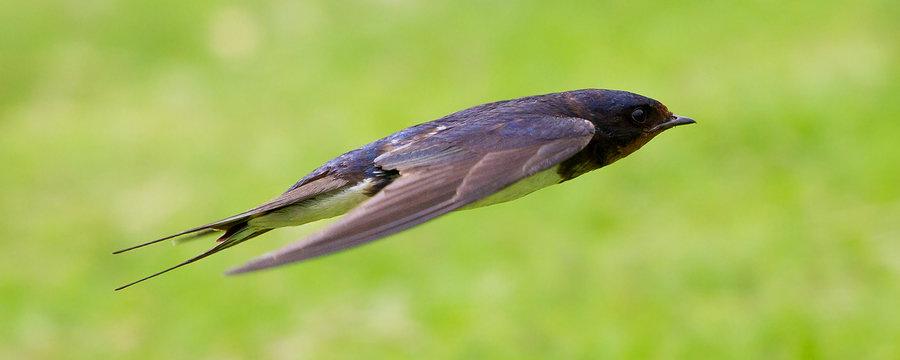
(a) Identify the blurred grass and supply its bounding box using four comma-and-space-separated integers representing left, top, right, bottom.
2, 0, 899, 358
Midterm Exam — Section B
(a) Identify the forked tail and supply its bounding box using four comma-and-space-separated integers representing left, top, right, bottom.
114, 225, 271, 290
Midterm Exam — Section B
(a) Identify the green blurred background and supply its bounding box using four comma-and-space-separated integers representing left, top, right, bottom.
2, 0, 898, 358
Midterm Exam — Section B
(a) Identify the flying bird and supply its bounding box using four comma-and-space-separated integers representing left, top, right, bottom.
114, 89, 695, 290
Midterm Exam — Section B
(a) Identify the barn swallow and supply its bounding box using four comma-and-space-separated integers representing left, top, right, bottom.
114, 89, 695, 290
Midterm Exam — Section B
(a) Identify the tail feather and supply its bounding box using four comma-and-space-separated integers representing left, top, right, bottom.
115, 226, 271, 291
112, 214, 253, 254
172, 229, 219, 244
113, 174, 353, 290
216, 223, 250, 243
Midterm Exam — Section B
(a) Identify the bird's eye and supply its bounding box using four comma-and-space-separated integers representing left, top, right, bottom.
630, 108, 646, 124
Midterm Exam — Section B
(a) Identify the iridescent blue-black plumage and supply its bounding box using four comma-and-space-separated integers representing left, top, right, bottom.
114, 89, 694, 290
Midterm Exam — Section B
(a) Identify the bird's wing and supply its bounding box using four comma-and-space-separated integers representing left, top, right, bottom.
227, 116, 595, 274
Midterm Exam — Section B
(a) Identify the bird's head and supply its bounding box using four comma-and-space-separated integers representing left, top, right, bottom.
567, 89, 695, 165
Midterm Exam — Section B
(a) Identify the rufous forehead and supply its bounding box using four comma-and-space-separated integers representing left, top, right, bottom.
654, 103, 672, 117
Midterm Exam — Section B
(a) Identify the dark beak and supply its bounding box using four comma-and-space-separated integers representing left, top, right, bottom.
650, 115, 696, 132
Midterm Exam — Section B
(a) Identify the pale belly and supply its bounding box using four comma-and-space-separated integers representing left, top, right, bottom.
460, 165, 563, 209
248, 180, 375, 228
249, 166, 563, 228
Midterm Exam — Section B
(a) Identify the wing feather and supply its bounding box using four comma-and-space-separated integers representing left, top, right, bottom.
227, 117, 594, 274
